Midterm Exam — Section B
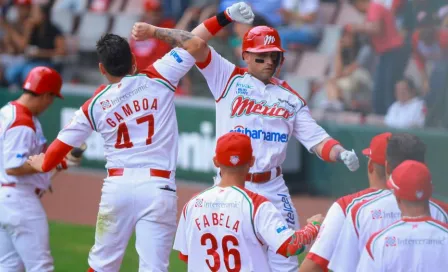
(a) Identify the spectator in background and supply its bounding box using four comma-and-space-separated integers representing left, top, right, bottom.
277, 0, 323, 48
347, 0, 410, 115
51, 0, 88, 14
324, 27, 374, 111
412, 17, 448, 129
4, 3, 65, 87
384, 78, 426, 129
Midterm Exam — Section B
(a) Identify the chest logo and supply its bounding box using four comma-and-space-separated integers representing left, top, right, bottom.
231, 96, 295, 119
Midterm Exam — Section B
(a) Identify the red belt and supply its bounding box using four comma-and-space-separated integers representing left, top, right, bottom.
107, 168, 172, 179
246, 167, 282, 183
1, 183, 42, 196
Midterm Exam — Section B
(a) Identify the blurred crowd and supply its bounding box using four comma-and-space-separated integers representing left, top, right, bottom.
0, 0, 447, 130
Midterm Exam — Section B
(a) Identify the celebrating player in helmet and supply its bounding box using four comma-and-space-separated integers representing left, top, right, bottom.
185, 3, 359, 271
0, 66, 68, 271
174, 132, 324, 272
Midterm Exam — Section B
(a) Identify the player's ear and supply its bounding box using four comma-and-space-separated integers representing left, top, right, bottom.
131, 53, 137, 74
98, 63, 106, 76
367, 159, 374, 174
213, 156, 220, 168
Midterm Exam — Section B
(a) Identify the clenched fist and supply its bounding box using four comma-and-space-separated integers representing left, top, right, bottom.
307, 214, 324, 225
339, 149, 359, 172
225, 2, 255, 25
132, 22, 154, 41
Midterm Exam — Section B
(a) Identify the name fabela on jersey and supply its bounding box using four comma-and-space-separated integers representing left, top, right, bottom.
194, 212, 240, 233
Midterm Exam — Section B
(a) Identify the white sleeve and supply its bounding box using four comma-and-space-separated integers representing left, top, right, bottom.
356, 246, 378, 272
292, 106, 330, 152
328, 214, 361, 272
308, 202, 346, 262
196, 46, 237, 100
255, 202, 295, 252
412, 100, 425, 128
57, 107, 93, 148
152, 48, 196, 87
3, 126, 35, 169
173, 205, 188, 256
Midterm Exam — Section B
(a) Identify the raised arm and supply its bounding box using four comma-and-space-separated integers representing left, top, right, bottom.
132, 23, 207, 62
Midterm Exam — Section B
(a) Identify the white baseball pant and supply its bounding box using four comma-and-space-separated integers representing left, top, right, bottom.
0, 184, 53, 272
88, 168, 177, 272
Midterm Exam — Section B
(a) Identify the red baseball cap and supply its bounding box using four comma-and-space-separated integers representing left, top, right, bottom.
216, 132, 253, 167
387, 160, 432, 201
362, 132, 392, 166
144, 0, 161, 12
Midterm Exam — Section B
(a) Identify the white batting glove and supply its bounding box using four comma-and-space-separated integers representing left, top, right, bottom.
339, 149, 359, 172
226, 2, 255, 25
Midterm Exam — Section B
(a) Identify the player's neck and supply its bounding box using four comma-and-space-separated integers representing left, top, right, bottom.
219, 173, 246, 188
16, 96, 39, 116
105, 74, 125, 84
400, 204, 431, 219
368, 175, 388, 190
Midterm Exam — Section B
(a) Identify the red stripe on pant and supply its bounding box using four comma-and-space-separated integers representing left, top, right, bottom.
87, 268, 96, 272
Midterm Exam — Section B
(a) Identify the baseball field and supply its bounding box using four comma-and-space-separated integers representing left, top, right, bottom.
44, 170, 335, 271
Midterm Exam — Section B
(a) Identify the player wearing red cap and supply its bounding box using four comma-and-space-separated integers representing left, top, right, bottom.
357, 160, 448, 272
329, 133, 448, 272
173, 132, 324, 272
0, 66, 68, 271
301, 132, 393, 272
176, 2, 359, 270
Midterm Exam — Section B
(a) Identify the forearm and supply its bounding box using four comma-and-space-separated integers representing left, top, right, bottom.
152, 26, 206, 59
277, 222, 321, 257
192, 10, 233, 42
41, 139, 73, 172
6, 163, 40, 176
313, 138, 346, 162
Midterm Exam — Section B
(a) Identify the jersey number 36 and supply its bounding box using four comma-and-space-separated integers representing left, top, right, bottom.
115, 114, 154, 149
201, 233, 241, 272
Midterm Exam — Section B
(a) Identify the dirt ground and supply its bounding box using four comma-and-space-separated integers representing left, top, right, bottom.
42, 170, 336, 227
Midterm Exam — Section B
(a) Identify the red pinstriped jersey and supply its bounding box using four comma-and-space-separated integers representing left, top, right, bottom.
56, 48, 195, 170
173, 186, 294, 272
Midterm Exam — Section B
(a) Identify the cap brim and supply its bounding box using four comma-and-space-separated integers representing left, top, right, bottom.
246, 47, 285, 53
362, 148, 371, 156
57, 94, 64, 99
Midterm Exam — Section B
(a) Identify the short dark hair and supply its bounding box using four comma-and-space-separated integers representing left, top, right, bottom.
96, 34, 133, 77
386, 133, 426, 171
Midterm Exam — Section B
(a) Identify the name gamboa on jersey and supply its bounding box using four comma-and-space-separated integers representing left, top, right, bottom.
174, 186, 294, 272
57, 48, 195, 170
197, 47, 329, 172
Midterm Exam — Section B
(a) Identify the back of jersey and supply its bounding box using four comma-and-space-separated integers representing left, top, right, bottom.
89, 74, 177, 169
179, 186, 271, 272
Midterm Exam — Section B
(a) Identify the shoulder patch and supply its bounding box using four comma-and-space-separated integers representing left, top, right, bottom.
216, 67, 248, 103
81, 84, 108, 130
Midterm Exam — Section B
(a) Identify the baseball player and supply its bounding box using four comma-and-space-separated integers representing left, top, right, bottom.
300, 132, 393, 272
329, 133, 448, 272
173, 132, 324, 272
357, 160, 448, 272
0, 67, 79, 271
185, 2, 360, 270
27, 31, 208, 271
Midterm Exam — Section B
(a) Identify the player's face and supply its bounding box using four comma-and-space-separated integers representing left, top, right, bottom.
244, 51, 279, 83
37, 93, 55, 115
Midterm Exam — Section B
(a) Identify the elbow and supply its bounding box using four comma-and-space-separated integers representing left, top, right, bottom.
187, 37, 207, 55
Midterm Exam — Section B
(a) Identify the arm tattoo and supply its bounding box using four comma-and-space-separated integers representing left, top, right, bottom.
153, 28, 194, 48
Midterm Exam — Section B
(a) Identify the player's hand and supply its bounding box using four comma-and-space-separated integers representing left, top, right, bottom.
65, 143, 87, 167
225, 2, 255, 25
27, 153, 45, 173
306, 214, 324, 225
132, 22, 154, 41
339, 149, 359, 172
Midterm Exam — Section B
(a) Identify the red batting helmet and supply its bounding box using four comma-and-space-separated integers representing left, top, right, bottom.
23, 66, 63, 99
242, 26, 285, 54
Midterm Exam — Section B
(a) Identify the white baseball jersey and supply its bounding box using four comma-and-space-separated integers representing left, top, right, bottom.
306, 188, 389, 270
357, 217, 448, 272
173, 185, 295, 272
0, 101, 51, 189
329, 191, 448, 272
196, 47, 329, 173
57, 48, 195, 170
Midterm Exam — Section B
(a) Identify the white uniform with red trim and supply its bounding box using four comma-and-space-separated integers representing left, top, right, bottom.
55, 48, 195, 271
0, 101, 53, 271
197, 47, 330, 271
173, 185, 295, 272
306, 188, 389, 271
357, 217, 448, 272
328, 191, 448, 272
